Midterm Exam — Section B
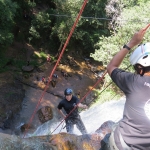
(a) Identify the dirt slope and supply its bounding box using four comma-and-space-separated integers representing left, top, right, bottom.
0, 42, 106, 135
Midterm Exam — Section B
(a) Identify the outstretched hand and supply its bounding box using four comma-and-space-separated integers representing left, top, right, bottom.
143, 24, 150, 31
83, 104, 88, 109
128, 24, 150, 48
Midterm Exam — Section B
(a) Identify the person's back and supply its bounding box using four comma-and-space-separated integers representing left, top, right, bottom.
104, 26, 150, 150
112, 68, 150, 149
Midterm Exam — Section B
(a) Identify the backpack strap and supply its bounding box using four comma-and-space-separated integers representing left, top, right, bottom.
119, 133, 132, 150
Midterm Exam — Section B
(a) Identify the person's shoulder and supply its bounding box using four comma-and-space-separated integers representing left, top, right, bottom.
59, 98, 66, 103
111, 68, 135, 82
112, 68, 124, 74
72, 95, 78, 99
72, 95, 79, 102
111, 68, 128, 77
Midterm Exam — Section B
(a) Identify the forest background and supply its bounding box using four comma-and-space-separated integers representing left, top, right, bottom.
0, 0, 150, 99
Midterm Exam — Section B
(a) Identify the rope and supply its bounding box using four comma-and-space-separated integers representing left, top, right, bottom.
45, 13, 150, 24
23, 0, 88, 138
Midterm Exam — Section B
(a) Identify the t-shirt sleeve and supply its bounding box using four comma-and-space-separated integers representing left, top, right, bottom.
111, 68, 134, 94
57, 101, 63, 110
74, 96, 79, 104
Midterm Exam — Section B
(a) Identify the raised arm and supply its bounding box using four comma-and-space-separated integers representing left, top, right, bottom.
107, 27, 149, 76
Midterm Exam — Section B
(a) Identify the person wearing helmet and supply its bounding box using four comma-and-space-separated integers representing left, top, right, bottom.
57, 88, 88, 134
100, 26, 150, 150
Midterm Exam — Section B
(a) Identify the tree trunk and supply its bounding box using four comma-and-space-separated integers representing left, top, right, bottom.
55, 41, 64, 58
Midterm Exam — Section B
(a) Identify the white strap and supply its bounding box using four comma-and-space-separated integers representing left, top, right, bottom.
119, 133, 132, 150
108, 124, 119, 150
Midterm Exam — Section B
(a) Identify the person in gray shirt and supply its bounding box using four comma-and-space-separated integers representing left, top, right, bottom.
101, 25, 150, 150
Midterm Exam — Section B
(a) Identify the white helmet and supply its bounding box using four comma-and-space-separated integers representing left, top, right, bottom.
129, 43, 150, 67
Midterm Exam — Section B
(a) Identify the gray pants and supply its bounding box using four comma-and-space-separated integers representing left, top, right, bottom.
65, 116, 87, 135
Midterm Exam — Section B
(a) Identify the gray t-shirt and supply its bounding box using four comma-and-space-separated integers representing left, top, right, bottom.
111, 68, 150, 150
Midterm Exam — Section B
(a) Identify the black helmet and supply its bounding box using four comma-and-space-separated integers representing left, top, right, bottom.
64, 88, 73, 95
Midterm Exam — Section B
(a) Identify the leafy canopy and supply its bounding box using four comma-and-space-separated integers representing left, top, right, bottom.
29, 12, 52, 40
50, 0, 109, 54
0, 0, 18, 46
91, 1, 150, 70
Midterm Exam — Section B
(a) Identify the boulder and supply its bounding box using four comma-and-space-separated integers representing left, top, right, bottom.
22, 65, 34, 72
0, 120, 115, 150
37, 106, 53, 123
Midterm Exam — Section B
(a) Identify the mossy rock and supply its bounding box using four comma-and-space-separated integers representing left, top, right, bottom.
37, 106, 53, 123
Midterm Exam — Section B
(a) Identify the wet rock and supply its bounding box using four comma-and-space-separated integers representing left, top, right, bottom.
1, 111, 14, 130
22, 65, 34, 72
0, 72, 25, 131
51, 80, 57, 87
0, 120, 115, 150
20, 123, 33, 133
95, 120, 115, 136
37, 106, 53, 123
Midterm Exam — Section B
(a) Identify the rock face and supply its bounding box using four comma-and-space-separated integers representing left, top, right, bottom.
0, 121, 115, 150
0, 45, 108, 149
0, 72, 25, 130
22, 65, 34, 72
37, 106, 53, 123
0, 58, 105, 134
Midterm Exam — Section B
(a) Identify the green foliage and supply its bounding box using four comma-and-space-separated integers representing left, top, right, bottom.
29, 11, 52, 45
28, 0, 36, 8
0, 32, 14, 46
29, 12, 52, 41
91, 1, 150, 69
123, 0, 149, 7
12, 0, 34, 16
76, 0, 110, 53
51, 0, 81, 42
0, 0, 18, 46
90, 0, 150, 96
92, 84, 122, 106
49, 0, 82, 52
0, 57, 10, 72
30, 51, 51, 66
29, 26, 40, 39
12, 59, 26, 69
51, 0, 109, 54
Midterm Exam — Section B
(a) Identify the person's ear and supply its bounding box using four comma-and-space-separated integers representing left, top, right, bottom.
134, 64, 144, 75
